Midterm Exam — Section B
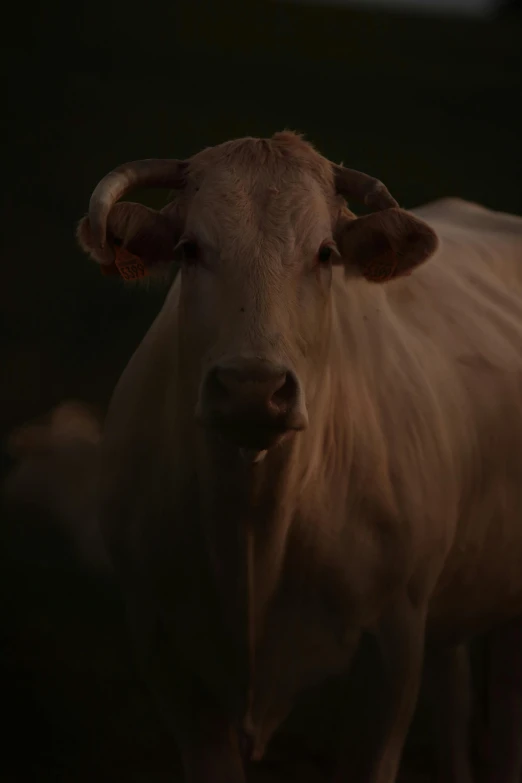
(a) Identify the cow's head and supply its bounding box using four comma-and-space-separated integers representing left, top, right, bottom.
77, 132, 438, 455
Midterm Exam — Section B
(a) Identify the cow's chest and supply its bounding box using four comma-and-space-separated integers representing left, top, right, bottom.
244, 573, 359, 755
156, 510, 399, 756
143, 469, 418, 757
167, 555, 358, 759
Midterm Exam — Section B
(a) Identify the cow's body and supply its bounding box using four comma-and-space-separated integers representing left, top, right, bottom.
78, 135, 522, 783
411, 200, 522, 641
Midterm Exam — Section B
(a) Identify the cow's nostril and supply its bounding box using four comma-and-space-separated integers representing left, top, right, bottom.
202, 362, 303, 429
207, 368, 232, 401
270, 372, 298, 411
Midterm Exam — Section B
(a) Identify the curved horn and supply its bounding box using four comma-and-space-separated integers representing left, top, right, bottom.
333, 163, 399, 211
88, 159, 187, 261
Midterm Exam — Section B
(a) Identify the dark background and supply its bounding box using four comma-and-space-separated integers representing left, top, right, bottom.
2, 0, 521, 780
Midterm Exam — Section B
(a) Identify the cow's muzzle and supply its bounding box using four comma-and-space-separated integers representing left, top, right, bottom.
198, 359, 308, 451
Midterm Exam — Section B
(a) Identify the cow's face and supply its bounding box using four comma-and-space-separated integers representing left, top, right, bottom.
78, 133, 438, 455
177, 146, 341, 453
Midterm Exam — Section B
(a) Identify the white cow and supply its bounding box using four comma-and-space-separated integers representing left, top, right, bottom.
77, 131, 522, 783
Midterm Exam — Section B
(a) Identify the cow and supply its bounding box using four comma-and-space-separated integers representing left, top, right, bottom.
2, 401, 110, 575
482, 621, 522, 782
76, 131, 522, 783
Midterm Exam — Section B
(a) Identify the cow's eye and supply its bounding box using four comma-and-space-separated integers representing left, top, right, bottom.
176, 238, 200, 263
182, 241, 199, 262
317, 245, 333, 264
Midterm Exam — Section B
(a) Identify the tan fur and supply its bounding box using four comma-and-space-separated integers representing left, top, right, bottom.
77, 133, 522, 783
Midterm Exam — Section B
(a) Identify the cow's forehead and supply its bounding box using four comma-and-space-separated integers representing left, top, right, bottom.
184, 167, 334, 253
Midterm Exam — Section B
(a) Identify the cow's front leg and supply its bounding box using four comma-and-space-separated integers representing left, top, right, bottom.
126, 602, 245, 783
487, 617, 522, 783
334, 595, 428, 783
427, 643, 475, 783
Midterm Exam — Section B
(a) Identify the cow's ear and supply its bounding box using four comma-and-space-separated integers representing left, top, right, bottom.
336, 208, 439, 283
76, 202, 179, 280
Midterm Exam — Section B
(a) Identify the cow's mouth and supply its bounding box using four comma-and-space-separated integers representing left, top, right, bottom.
200, 409, 306, 459
207, 416, 297, 452
239, 447, 268, 464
